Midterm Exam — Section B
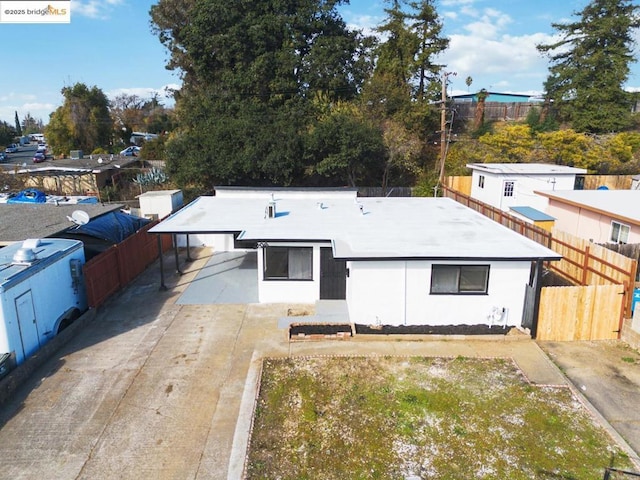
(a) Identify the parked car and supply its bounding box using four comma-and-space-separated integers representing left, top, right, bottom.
5, 144, 18, 154
36, 146, 47, 155
120, 146, 140, 156
33, 152, 46, 163
0, 152, 7, 162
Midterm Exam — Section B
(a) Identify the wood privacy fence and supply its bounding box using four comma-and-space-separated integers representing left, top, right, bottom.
83, 221, 172, 308
442, 186, 553, 247
442, 185, 638, 340
536, 284, 624, 341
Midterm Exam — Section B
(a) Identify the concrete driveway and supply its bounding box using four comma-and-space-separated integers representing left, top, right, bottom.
0, 248, 637, 479
539, 340, 640, 461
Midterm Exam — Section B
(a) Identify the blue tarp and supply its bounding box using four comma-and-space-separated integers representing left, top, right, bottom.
71, 211, 150, 244
6, 189, 47, 204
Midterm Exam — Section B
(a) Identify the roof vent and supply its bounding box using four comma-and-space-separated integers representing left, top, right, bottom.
12, 247, 37, 265
265, 200, 276, 219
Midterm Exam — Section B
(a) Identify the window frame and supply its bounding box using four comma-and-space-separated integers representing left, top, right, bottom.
610, 221, 630, 244
430, 264, 490, 295
503, 181, 515, 197
263, 246, 313, 281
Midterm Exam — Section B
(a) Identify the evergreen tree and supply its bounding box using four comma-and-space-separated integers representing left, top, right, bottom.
151, 0, 374, 189
537, 0, 640, 133
14, 111, 22, 136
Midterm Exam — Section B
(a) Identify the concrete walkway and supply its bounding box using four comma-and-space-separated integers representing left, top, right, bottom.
0, 248, 635, 479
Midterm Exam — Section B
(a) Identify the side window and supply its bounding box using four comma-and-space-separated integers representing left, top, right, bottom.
263, 246, 313, 280
478, 175, 485, 188
610, 221, 630, 244
430, 265, 489, 294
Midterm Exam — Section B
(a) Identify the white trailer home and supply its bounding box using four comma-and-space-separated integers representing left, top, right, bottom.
150, 190, 561, 332
0, 238, 87, 375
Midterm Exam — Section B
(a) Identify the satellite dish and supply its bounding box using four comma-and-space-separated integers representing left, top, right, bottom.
71, 210, 90, 226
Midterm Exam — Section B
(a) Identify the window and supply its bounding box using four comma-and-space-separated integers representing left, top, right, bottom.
430, 265, 489, 294
263, 246, 313, 280
503, 181, 514, 197
610, 221, 630, 244
478, 175, 485, 188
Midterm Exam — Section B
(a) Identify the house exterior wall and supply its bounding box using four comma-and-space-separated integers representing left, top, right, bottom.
347, 260, 531, 327
547, 201, 640, 244
469, 170, 576, 212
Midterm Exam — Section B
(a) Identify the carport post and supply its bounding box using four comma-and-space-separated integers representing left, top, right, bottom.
173, 234, 182, 275
185, 235, 193, 262
157, 235, 167, 291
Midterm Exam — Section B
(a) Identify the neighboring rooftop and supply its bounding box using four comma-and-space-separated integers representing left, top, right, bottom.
0, 203, 123, 245
467, 163, 587, 175
510, 206, 556, 222
151, 196, 560, 261
535, 189, 640, 226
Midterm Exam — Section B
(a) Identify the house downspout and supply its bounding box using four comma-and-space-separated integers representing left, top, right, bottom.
403, 261, 408, 325
530, 260, 544, 339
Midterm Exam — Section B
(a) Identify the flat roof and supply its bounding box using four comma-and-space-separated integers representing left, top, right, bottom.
536, 189, 640, 225
150, 196, 560, 261
466, 163, 587, 175
0, 238, 83, 291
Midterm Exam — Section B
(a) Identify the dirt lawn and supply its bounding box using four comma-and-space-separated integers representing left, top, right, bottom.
247, 356, 634, 479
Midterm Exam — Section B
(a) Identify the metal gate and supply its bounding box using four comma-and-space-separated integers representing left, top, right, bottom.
320, 247, 346, 300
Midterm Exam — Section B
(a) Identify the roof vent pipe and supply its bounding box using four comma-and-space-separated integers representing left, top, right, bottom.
265, 200, 276, 219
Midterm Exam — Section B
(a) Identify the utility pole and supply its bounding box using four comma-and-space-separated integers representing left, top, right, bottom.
438, 70, 456, 192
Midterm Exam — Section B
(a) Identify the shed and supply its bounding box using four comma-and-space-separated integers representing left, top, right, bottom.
467, 163, 587, 213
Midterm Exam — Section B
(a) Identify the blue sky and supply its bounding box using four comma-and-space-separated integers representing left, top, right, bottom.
1, 0, 639, 126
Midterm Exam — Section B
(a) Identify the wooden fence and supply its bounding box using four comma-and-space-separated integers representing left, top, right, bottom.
443, 185, 639, 340
583, 175, 633, 190
536, 284, 625, 341
83, 220, 172, 308
442, 186, 553, 247
444, 176, 472, 196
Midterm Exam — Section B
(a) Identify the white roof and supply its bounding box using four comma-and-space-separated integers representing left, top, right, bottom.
150, 196, 559, 261
536, 189, 640, 225
467, 163, 587, 175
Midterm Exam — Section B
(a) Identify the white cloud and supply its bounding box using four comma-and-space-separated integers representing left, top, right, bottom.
72, 0, 125, 19
441, 31, 555, 93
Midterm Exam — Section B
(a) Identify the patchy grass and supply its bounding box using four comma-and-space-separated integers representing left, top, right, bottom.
246, 356, 633, 479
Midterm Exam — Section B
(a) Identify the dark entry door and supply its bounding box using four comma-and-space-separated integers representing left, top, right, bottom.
320, 247, 347, 300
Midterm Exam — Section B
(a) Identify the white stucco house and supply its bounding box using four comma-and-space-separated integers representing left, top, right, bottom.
149, 188, 561, 330
536, 189, 640, 244
467, 163, 587, 213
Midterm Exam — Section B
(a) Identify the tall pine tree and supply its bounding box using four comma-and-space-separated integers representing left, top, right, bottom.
537, 0, 640, 133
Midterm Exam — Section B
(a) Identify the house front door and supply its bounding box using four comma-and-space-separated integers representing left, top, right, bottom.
320, 247, 346, 300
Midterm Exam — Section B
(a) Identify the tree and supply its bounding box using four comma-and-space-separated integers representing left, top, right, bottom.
372, 0, 448, 104
537, 0, 640, 133
304, 110, 385, 186
45, 83, 112, 156
151, 0, 374, 189
21, 113, 43, 135
409, 0, 449, 101
14, 111, 22, 137
0, 121, 16, 147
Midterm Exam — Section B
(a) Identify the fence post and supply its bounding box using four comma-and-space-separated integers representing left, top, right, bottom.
582, 245, 590, 285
